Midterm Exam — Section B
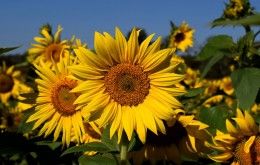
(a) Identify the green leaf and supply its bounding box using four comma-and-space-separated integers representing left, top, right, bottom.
183, 87, 205, 98
17, 107, 35, 134
127, 133, 143, 152
201, 52, 225, 78
78, 154, 118, 165
196, 35, 235, 61
101, 126, 119, 151
231, 68, 260, 109
198, 105, 230, 134
0, 46, 19, 55
35, 141, 61, 150
255, 114, 260, 125
61, 142, 111, 156
211, 13, 260, 27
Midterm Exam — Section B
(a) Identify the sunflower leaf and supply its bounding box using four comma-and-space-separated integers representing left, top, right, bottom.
201, 52, 225, 78
196, 35, 235, 61
0, 46, 20, 55
231, 68, 260, 109
211, 13, 260, 27
35, 141, 61, 150
78, 153, 119, 165
61, 142, 111, 156
101, 126, 119, 151
183, 87, 205, 98
17, 107, 35, 134
198, 105, 230, 134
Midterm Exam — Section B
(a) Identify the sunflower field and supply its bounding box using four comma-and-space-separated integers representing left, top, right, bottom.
1, 0, 260, 164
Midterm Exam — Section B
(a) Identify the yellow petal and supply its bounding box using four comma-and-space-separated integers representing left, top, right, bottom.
150, 73, 184, 87
97, 102, 116, 127
209, 152, 233, 162
115, 27, 127, 63
135, 33, 155, 64
122, 106, 135, 140
226, 119, 238, 134
127, 27, 139, 63
142, 49, 173, 72
94, 32, 113, 66
232, 118, 250, 133
244, 111, 256, 131
110, 103, 122, 138
140, 105, 157, 135
135, 108, 146, 143
244, 135, 256, 153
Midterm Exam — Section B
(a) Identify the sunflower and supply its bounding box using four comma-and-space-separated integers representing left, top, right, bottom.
129, 112, 210, 165
0, 63, 31, 105
28, 25, 70, 67
70, 121, 102, 155
224, 0, 244, 18
70, 36, 88, 49
26, 55, 85, 147
69, 27, 186, 143
0, 102, 30, 131
168, 22, 195, 52
208, 109, 260, 164
203, 95, 224, 108
82, 122, 102, 156
183, 68, 203, 88
220, 77, 234, 96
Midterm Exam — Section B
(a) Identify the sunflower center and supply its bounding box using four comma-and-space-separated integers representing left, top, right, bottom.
51, 78, 78, 116
175, 32, 185, 43
45, 43, 63, 62
0, 74, 14, 93
235, 136, 260, 164
146, 121, 187, 147
104, 63, 150, 106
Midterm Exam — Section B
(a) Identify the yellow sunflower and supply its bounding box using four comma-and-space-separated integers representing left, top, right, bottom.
70, 36, 88, 49
70, 121, 102, 156
0, 102, 30, 131
69, 27, 185, 143
220, 77, 234, 96
224, 0, 244, 18
129, 112, 210, 165
168, 22, 195, 52
0, 63, 31, 105
183, 68, 203, 88
82, 122, 102, 156
208, 109, 260, 164
28, 25, 70, 67
26, 55, 85, 147
203, 95, 224, 108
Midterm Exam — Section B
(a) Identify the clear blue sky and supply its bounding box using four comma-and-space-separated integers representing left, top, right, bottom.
0, 0, 260, 54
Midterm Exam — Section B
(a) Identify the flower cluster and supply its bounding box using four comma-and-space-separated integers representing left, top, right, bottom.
1, 0, 260, 164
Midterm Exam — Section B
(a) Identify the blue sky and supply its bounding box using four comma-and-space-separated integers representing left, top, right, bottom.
0, 0, 260, 54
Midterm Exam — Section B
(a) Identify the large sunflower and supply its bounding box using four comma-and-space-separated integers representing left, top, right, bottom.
168, 22, 195, 52
0, 63, 31, 105
208, 109, 260, 164
69, 27, 186, 143
27, 55, 85, 147
129, 112, 210, 165
28, 25, 70, 67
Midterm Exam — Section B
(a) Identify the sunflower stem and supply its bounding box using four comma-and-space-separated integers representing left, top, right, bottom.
120, 133, 129, 165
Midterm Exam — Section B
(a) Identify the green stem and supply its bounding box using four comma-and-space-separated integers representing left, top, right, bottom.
120, 133, 129, 165
244, 25, 251, 33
